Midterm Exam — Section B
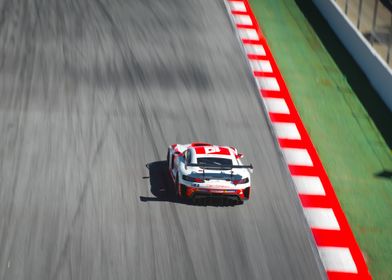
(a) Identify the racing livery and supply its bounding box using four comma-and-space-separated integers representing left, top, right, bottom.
167, 142, 253, 202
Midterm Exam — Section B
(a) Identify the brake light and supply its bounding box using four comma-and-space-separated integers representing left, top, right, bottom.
232, 177, 249, 185
182, 175, 204, 183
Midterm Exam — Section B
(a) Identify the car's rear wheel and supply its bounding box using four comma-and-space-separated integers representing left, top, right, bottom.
176, 175, 190, 201
175, 174, 181, 197
181, 184, 187, 199
244, 187, 250, 200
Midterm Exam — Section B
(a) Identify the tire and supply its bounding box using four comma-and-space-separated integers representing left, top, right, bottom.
181, 184, 187, 199
243, 187, 250, 200
175, 174, 181, 197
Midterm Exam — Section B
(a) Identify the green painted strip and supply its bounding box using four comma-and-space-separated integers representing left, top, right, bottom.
249, 0, 392, 278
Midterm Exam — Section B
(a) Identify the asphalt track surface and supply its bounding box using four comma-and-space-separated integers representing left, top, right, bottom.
0, 0, 325, 279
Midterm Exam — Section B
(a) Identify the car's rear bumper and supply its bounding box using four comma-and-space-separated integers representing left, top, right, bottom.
180, 184, 250, 201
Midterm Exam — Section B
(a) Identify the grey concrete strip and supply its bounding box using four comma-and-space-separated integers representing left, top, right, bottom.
0, 0, 325, 279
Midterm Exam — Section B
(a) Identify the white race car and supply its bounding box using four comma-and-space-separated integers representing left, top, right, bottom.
167, 142, 253, 202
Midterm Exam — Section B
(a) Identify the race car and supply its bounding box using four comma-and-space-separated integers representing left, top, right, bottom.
167, 142, 253, 202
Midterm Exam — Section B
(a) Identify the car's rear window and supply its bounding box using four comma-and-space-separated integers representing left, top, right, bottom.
197, 157, 233, 167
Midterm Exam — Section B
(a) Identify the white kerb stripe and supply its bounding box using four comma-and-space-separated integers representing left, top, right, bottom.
263, 98, 290, 114
250, 60, 272, 73
272, 122, 301, 140
229, 1, 247, 12
255, 77, 280, 91
282, 148, 313, 166
233, 14, 252, 26
292, 176, 325, 195
318, 247, 358, 273
244, 44, 266, 56
304, 208, 340, 230
238, 28, 259, 41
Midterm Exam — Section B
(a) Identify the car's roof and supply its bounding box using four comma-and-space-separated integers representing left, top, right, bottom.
190, 145, 236, 159
172, 142, 239, 160
172, 143, 249, 176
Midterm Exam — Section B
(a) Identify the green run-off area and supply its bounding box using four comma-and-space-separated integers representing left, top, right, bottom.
249, 0, 392, 278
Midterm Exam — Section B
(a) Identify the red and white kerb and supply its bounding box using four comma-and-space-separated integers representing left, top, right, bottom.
225, 0, 371, 279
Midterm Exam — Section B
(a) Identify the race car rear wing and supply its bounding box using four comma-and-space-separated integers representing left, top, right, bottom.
187, 163, 253, 171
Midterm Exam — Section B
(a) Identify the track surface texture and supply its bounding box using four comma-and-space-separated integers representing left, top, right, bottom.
0, 0, 325, 279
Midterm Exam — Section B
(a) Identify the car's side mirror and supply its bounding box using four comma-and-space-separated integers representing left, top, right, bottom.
236, 153, 244, 159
